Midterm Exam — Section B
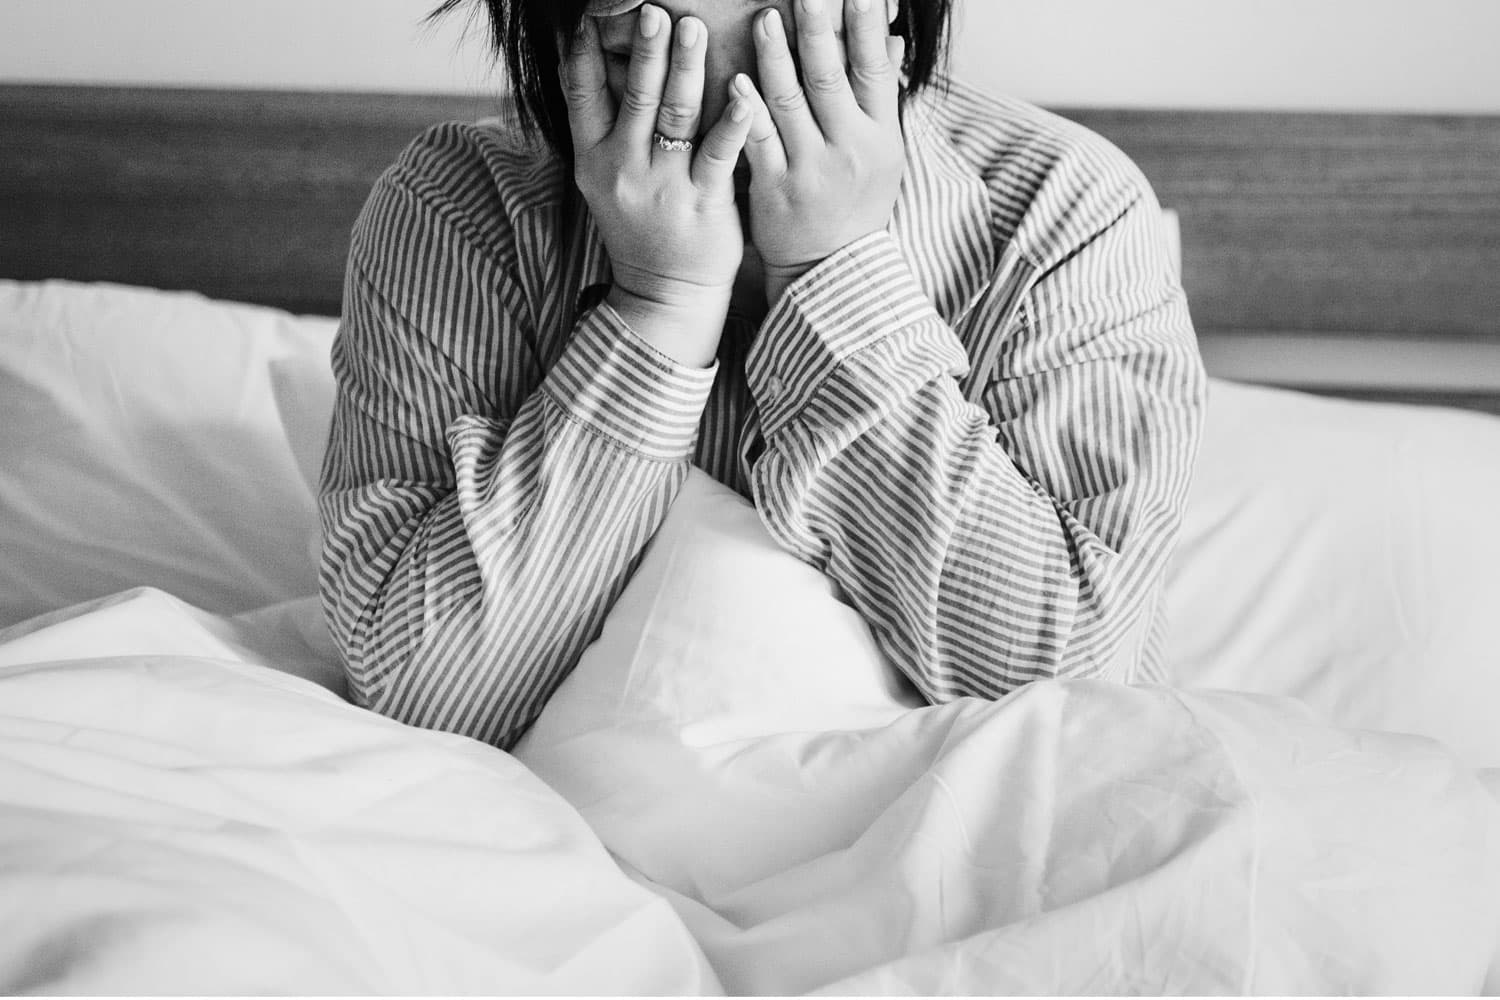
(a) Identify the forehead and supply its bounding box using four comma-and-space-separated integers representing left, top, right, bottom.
593, 1, 812, 42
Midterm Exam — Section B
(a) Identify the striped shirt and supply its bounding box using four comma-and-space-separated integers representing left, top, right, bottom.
319, 77, 1208, 750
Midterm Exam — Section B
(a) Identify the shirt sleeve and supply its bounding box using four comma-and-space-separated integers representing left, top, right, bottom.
318, 130, 715, 749
743, 188, 1207, 699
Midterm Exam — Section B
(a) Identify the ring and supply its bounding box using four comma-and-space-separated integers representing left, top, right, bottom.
653, 132, 694, 153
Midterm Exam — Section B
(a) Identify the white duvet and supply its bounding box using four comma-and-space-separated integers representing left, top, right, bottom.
3, 473, 1498, 995
0, 599, 716, 995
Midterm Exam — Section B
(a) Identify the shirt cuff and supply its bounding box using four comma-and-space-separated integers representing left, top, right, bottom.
746, 231, 947, 436
542, 300, 717, 462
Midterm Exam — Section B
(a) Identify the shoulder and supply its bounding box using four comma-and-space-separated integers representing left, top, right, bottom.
350, 117, 570, 272
906, 77, 1161, 269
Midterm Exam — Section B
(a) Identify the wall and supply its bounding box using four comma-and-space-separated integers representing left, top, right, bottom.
0, 0, 497, 96
3, 0, 1499, 113
956, 0, 1500, 113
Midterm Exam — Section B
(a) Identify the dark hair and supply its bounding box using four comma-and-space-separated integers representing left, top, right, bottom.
427, 0, 953, 163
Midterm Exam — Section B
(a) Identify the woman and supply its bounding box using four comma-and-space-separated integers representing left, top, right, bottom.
318, 0, 1207, 749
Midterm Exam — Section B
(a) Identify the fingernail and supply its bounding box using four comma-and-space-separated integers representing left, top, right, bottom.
678, 17, 700, 48
852, 0, 871, 11
730, 99, 750, 123
639, 4, 661, 38
733, 73, 753, 97
761, 8, 782, 39
801, 0, 822, 16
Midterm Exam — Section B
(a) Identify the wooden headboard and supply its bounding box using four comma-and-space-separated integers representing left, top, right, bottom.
3, 84, 1498, 412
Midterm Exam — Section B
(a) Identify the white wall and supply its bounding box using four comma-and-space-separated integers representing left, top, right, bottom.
2, 0, 1499, 113
0, 0, 499, 96
957, 0, 1500, 113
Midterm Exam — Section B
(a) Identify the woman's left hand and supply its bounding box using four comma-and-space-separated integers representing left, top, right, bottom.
737, 0, 908, 306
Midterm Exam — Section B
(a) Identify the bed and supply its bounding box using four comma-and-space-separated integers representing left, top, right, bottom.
2, 84, 1499, 995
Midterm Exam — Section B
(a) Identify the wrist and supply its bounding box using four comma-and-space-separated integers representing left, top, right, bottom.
763, 260, 819, 309
605, 285, 729, 370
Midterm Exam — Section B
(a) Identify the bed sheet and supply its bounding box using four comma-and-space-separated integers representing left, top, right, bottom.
1164, 378, 1500, 769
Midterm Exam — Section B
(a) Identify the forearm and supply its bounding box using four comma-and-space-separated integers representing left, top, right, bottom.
325, 410, 687, 748
745, 236, 1206, 700
752, 344, 1178, 699
321, 303, 716, 749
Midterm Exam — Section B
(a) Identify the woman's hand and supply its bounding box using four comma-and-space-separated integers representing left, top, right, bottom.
737, 0, 907, 308
560, 6, 754, 367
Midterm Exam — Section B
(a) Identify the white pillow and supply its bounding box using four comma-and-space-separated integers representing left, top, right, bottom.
520, 467, 924, 753
1163, 379, 1500, 767
515, 467, 926, 896
0, 280, 334, 628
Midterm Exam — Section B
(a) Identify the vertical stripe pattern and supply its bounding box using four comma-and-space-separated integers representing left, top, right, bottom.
318, 77, 1207, 749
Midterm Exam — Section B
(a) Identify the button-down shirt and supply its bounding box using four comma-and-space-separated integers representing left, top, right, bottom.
319, 77, 1208, 750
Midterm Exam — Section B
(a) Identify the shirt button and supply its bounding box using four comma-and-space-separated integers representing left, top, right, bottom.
767, 375, 785, 398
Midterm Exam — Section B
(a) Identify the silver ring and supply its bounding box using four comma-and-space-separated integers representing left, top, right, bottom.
653, 132, 694, 153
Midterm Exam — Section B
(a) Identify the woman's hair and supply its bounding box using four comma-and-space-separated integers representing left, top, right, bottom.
427, 0, 954, 162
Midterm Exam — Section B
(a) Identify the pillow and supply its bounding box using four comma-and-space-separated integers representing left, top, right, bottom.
514, 467, 928, 898
519, 467, 925, 754
1162, 379, 1500, 768
0, 280, 335, 628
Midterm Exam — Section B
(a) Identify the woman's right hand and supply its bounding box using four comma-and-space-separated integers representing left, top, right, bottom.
560, 5, 753, 368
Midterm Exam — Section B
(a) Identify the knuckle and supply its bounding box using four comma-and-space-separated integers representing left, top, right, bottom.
620, 89, 658, 116
700, 133, 734, 160
559, 69, 588, 101
849, 64, 890, 91
803, 67, 847, 95
657, 100, 697, 128
769, 89, 808, 115
632, 34, 662, 60
626, 52, 660, 77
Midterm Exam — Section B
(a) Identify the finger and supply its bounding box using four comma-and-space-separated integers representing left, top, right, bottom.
732, 73, 789, 182
690, 85, 753, 190
845, 0, 899, 120
558, 16, 616, 153
615, 4, 672, 148
888, 34, 907, 82
655, 16, 706, 146
790, 0, 860, 128
753, 7, 822, 157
